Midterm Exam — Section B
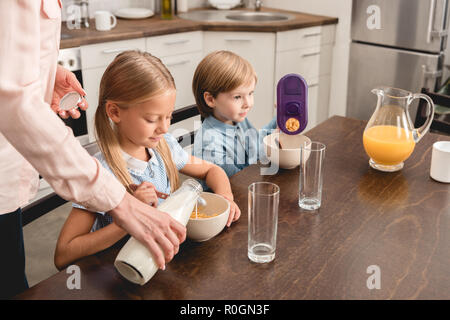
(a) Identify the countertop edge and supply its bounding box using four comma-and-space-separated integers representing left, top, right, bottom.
60, 8, 338, 49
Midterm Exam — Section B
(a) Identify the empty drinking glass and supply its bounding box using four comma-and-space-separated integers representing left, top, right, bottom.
248, 182, 279, 263
298, 142, 326, 210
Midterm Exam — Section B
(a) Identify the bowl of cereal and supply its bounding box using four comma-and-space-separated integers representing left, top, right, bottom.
263, 131, 312, 169
187, 192, 230, 242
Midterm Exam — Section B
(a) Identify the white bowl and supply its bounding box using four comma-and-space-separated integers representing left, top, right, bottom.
187, 192, 230, 242
263, 132, 312, 169
208, 0, 241, 10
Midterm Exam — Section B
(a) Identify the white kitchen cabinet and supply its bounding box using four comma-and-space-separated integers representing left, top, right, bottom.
146, 31, 202, 58
81, 38, 146, 142
81, 38, 146, 70
303, 75, 331, 132
81, 33, 202, 142
203, 31, 276, 129
147, 31, 203, 110
161, 52, 203, 109
82, 66, 107, 142
146, 32, 203, 139
275, 25, 335, 130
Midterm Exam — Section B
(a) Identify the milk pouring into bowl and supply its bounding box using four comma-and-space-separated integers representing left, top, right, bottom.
114, 179, 202, 285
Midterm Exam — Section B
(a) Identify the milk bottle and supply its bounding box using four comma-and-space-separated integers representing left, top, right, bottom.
114, 179, 202, 285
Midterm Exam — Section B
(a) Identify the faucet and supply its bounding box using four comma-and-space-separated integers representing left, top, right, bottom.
255, 0, 262, 11
244, 0, 262, 11
78, 0, 89, 28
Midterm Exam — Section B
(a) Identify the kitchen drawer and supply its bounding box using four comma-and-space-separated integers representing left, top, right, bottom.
146, 31, 202, 58
277, 26, 321, 52
81, 38, 146, 69
276, 25, 335, 52
275, 45, 333, 83
276, 47, 320, 82
161, 51, 203, 109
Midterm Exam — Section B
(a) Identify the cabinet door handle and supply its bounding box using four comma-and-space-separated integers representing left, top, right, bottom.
165, 59, 190, 67
102, 48, 131, 54
164, 39, 190, 45
225, 38, 252, 42
302, 51, 321, 58
308, 83, 319, 88
303, 32, 322, 38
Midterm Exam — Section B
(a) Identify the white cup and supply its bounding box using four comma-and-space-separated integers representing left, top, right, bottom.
95, 11, 117, 31
178, 0, 188, 13
430, 141, 450, 183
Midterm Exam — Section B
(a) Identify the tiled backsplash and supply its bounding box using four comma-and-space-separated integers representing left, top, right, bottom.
61, 0, 207, 20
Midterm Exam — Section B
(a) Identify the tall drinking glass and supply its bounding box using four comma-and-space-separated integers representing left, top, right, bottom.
299, 142, 326, 210
248, 182, 279, 263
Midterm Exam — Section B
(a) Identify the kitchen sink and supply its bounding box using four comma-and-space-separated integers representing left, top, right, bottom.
178, 10, 294, 23
226, 12, 292, 22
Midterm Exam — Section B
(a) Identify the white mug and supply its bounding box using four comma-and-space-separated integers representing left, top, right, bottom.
430, 141, 450, 183
95, 11, 117, 31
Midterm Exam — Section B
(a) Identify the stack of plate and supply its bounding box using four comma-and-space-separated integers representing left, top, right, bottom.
208, 0, 241, 10
115, 8, 154, 19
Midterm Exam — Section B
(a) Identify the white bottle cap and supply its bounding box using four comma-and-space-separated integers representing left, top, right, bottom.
59, 91, 82, 111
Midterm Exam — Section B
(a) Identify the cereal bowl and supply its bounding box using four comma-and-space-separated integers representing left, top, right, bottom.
187, 192, 230, 242
263, 132, 312, 169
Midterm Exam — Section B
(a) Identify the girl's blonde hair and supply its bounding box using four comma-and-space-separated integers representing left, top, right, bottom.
95, 50, 179, 194
192, 50, 257, 118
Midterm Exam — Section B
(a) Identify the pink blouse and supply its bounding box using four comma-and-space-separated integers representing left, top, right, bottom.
0, 0, 125, 214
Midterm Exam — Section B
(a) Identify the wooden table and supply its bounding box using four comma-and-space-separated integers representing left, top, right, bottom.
16, 116, 450, 300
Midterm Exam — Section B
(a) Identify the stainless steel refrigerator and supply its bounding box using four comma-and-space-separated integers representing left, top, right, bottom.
347, 0, 449, 120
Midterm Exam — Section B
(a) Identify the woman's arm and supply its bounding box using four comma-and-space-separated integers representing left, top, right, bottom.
180, 155, 241, 226
54, 207, 127, 270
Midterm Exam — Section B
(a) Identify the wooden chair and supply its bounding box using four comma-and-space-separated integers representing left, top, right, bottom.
415, 88, 450, 136
172, 104, 201, 148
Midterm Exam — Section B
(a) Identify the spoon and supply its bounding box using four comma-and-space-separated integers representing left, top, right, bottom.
156, 190, 207, 207
275, 137, 283, 149
197, 196, 207, 207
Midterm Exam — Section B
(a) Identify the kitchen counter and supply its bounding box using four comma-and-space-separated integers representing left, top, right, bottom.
60, 7, 338, 49
15, 116, 450, 300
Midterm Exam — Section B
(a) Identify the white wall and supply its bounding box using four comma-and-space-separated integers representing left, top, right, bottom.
264, 0, 352, 117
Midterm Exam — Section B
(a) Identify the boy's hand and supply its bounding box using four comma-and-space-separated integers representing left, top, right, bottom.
130, 182, 158, 207
220, 194, 241, 227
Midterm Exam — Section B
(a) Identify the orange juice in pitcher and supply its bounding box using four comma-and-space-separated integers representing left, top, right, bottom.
363, 125, 415, 165
363, 87, 434, 172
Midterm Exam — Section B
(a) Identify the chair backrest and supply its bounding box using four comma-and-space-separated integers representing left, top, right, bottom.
415, 88, 450, 136
171, 104, 201, 148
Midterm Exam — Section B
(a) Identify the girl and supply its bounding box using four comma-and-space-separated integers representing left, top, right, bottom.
54, 51, 241, 270
192, 50, 277, 177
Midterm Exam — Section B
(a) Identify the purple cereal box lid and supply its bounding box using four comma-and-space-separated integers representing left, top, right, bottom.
276, 74, 308, 135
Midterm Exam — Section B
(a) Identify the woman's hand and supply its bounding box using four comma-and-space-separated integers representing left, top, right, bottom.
51, 65, 88, 119
110, 192, 186, 270
130, 182, 158, 207
220, 194, 241, 227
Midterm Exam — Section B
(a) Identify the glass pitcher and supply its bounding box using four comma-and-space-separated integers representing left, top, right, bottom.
363, 87, 434, 172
